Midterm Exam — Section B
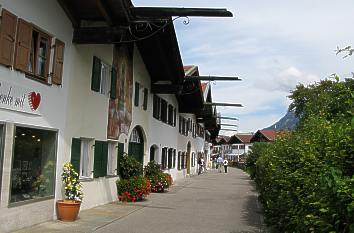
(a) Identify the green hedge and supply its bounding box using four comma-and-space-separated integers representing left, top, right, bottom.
247, 79, 354, 232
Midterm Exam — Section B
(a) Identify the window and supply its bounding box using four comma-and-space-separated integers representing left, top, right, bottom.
191, 152, 195, 167
239, 145, 245, 150
71, 138, 93, 179
161, 147, 168, 170
91, 56, 114, 97
173, 149, 176, 168
168, 148, 173, 169
99, 62, 111, 96
134, 82, 140, 107
177, 152, 181, 170
107, 142, 117, 176
232, 145, 238, 150
10, 126, 57, 204
143, 88, 148, 111
153, 95, 161, 119
0, 124, 4, 199
168, 105, 174, 126
0, 9, 65, 84
160, 99, 168, 123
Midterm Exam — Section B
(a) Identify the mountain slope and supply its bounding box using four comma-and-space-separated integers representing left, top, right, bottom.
265, 111, 299, 130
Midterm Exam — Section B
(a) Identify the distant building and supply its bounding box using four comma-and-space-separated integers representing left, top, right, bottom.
250, 130, 276, 142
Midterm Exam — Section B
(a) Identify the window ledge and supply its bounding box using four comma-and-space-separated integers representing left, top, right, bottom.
105, 175, 119, 178
25, 73, 51, 86
79, 177, 94, 182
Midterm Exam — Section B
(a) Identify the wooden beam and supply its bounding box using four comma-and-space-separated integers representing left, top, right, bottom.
151, 84, 181, 94
73, 27, 126, 44
185, 76, 241, 81
132, 7, 233, 18
220, 129, 238, 132
220, 124, 238, 127
217, 116, 239, 121
57, 0, 80, 28
205, 102, 243, 107
96, 0, 114, 26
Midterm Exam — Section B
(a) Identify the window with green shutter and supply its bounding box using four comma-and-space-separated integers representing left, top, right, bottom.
143, 88, 148, 110
91, 56, 101, 92
110, 67, 117, 99
94, 140, 108, 178
71, 138, 81, 174
134, 82, 140, 107
117, 143, 124, 176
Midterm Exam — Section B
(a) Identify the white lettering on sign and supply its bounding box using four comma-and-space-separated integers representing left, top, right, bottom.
0, 81, 42, 115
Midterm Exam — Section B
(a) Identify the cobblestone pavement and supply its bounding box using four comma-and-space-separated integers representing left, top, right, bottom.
14, 167, 264, 233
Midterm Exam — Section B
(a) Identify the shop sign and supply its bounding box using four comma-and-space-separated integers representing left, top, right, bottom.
0, 80, 41, 115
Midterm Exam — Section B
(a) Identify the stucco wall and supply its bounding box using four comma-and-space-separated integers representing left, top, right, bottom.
0, 0, 72, 232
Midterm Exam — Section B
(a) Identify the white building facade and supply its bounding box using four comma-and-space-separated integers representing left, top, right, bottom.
0, 1, 224, 232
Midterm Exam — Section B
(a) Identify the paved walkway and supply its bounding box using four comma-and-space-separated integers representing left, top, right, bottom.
14, 167, 264, 233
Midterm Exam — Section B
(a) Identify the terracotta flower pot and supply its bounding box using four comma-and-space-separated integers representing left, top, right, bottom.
56, 200, 81, 221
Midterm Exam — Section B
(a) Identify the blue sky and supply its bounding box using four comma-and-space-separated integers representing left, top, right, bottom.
132, 0, 354, 134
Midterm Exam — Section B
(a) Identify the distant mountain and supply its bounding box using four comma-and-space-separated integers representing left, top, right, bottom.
264, 111, 299, 131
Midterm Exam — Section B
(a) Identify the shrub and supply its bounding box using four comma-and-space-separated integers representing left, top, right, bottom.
144, 161, 162, 177
148, 173, 173, 193
249, 79, 354, 232
119, 155, 143, 179
116, 176, 151, 202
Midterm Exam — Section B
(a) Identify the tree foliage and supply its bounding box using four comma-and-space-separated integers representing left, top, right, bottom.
247, 79, 354, 232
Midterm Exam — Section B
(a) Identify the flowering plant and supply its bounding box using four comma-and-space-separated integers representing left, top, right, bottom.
149, 173, 173, 193
61, 162, 83, 201
116, 176, 151, 202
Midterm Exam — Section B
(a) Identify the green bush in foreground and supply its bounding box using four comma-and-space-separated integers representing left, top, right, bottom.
247, 79, 354, 232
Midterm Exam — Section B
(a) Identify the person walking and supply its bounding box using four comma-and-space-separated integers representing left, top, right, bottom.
216, 156, 224, 173
197, 157, 202, 175
223, 158, 229, 173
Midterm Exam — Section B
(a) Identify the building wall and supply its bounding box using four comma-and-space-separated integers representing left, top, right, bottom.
0, 0, 73, 232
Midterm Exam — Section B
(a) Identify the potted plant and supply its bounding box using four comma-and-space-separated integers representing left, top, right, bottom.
56, 162, 84, 221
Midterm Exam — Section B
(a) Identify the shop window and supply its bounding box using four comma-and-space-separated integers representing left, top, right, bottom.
10, 126, 57, 204
107, 142, 117, 176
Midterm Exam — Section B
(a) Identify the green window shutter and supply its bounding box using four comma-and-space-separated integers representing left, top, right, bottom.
134, 82, 140, 107
101, 141, 108, 177
117, 143, 124, 175
110, 67, 117, 99
94, 140, 103, 178
143, 88, 148, 110
91, 56, 101, 92
71, 138, 81, 174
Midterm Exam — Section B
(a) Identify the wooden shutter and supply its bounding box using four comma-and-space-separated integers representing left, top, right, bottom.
94, 140, 108, 178
71, 138, 81, 174
168, 149, 172, 169
117, 143, 124, 176
110, 67, 117, 99
52, 39, 65, 85
101, 141, 108, 177
91, 56, 101, 92
14, 19, 32, 72
143, 88, 148, 110
134, 82, 140, 107
173, 149, 176, 168
0, 9, 17, 67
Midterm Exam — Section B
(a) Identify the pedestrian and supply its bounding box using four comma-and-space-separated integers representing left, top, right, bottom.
223, 158, 229, 173
216, 156, 224, 173
201, 157, 205, 173
197, 157, 202, 175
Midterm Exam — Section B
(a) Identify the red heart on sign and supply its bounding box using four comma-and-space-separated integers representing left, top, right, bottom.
28, 92, 41, 111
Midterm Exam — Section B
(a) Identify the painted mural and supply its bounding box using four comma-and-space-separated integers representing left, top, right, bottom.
107, 44, 133, 139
